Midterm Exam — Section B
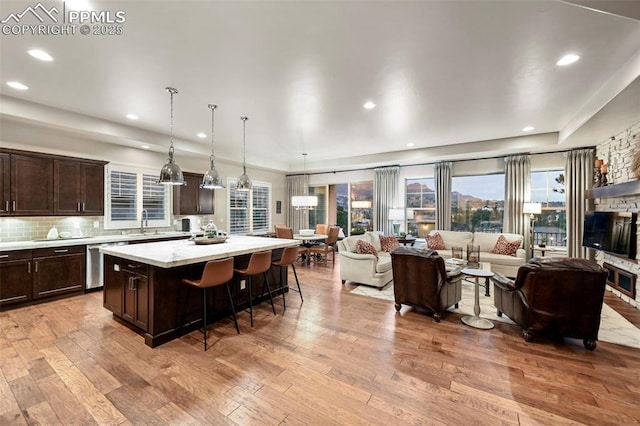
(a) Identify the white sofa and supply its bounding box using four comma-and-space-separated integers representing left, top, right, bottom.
337, 232, 393, 288
425, 230, 526, 277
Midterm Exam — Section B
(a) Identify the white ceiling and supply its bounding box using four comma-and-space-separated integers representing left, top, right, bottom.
0, 0, 639, 173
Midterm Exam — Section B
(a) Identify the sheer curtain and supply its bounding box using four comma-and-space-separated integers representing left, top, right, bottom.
374, 166, 399, 234
503, 155, 531, 254
286, 175, 310, 232
565, 148, 595, 258
435, 162, 452, 230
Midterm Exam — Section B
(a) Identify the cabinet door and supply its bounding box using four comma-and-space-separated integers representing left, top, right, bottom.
33, 252, 85, 299
122, 270, 148, 331
173, 173, 200, 215
82, 163, 104, 215
11, 154, 54, 215
103, 255, 123, 316
198, 184, 215, 214
0, 259, 32, 306
0, 153, 9, 216
54, 160, 82, 215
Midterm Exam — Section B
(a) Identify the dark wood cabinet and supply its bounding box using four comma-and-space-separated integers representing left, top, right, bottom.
11, 154, 54, 215
173, 172, 214, 215
0, 250, 32, 307
122, 261, 149, 331
103, 255, 123, 316
0, 153, 9, 216
32, 246, 85, 299
54, 159, 105, 215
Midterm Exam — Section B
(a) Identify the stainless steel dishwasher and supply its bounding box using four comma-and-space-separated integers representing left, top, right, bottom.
86, 242, 128, 290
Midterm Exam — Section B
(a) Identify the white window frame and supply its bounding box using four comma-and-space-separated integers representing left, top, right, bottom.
226, 178, 272, 235
104, 164, 172, 230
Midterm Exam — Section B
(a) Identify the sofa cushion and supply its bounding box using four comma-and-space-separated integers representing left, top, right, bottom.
474, 232, 522, 253
365, 231, 383, 252
480, 252, 526, 267
375, 253, 392, 273
343, 234, 370, 252
380, 235, 400, 252
426, 232, 446, 249
356, 240, 378, 259
429, 230, 473, 249
491, 234, 522, 256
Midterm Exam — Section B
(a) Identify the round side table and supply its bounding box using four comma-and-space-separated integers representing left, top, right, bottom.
460, 268, 495, 330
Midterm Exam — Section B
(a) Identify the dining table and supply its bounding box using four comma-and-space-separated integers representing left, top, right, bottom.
292, 233, 328, 264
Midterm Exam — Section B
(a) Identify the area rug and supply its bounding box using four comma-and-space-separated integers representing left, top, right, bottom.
350, 280, 640, 349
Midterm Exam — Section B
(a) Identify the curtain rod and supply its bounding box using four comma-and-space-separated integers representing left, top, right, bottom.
286, 147, 595, 177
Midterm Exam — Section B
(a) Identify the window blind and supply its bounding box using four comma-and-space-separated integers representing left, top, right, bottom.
110, 171, 137, 221
142, 174, 165, 220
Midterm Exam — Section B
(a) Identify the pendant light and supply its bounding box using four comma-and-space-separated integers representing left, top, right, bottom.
200, 104, 225, 189
236, 116, 252, 191
158, 87, 185, 185
291, 153, 318, 210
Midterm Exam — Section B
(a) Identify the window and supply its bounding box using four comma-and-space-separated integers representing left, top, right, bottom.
105, 165, 171, 229
350, 182, 373, 235
227, 179, 271, 234
406, 178, 435, 237
451, 174, 504, 232
531, 170, 566, 246
309, 186, 327, 229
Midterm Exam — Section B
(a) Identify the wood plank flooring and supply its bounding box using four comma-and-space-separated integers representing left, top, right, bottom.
2, 258, 640, 425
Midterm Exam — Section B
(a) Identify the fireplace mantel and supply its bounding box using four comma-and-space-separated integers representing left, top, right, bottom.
585, 180, 640, 199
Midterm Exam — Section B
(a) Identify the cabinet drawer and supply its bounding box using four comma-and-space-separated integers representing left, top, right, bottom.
33, 245, 85, 258
0, 250, 32, 262
122, 260, 148, 275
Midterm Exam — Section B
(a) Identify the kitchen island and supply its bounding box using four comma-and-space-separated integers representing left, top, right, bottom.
101, 236, 300, 347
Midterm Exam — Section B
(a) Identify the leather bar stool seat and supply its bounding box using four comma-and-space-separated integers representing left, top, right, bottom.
234, 250, 276, 327
271, 246, 303, 312
181, 257, 238, 351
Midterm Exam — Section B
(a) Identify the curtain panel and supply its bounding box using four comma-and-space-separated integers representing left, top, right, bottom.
503, 155, 531, 255
374, 166, 399, 234
286, 175, 310, 232
565, 148, 595, 258
435, 162, 452, 230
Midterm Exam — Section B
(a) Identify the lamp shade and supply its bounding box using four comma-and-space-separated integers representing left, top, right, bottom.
389, 208, 404, 221
292, 195, 318, 208
352, 200, 372, 209
523, 202, 542, 215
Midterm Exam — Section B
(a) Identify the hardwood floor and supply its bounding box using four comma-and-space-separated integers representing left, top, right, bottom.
2, 258, 640, 425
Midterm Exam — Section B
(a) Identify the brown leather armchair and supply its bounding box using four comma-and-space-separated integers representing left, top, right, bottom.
491, 257, 608, 350
391, 247, 463, 322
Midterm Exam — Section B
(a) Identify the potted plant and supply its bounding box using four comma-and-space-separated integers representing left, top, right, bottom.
539, 236, 547, 248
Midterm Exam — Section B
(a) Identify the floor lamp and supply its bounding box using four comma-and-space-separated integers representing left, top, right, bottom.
523, 202, 541, 258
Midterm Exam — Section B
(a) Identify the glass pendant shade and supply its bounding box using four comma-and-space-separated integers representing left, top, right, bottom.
291, 152, 317, 209
158, 87, 185, 185
236, 116, 252, 192
201, 104, 225, 189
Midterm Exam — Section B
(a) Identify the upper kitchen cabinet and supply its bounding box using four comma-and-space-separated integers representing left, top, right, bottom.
0, 153, 9, 215
173, 172, 215, 215
11, 153, 54, 216
54, 159, 106, 215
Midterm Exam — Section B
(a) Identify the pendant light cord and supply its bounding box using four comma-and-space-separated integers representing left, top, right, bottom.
166, 87, 178, 157
241, 116, 248, 172
209, 104, 217, 160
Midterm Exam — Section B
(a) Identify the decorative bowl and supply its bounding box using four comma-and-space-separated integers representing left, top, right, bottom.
193, 236, 227, 245
299, 229, 314, 237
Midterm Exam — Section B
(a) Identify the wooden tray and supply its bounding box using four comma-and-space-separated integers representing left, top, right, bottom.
193, 237, 227, 245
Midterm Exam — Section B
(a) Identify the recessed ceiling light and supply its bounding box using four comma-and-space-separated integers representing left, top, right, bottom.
141, 145, 150, 150
126, 113, 139, 120
522, 126, 535, 132
196, 132, 207, 138
556, 54, 580, 66
407, 143, 415, 147
363, 101, 376, 110
7, 81, 28, 90
27, 49, 53, 61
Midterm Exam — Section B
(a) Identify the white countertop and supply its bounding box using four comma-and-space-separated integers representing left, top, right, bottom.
100, 235, 300, 268
0, 231, 196, 252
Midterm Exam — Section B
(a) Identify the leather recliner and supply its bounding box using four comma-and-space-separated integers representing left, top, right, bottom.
491, 257, 608, 350
391, 247, 463, 322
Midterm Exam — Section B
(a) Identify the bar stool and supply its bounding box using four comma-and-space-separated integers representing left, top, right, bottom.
181, 257, 239, 351
234, 250, 276, 327
271, 246, 303, 312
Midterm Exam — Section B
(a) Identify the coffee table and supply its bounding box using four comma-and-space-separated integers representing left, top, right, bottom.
460, 267, 495, 330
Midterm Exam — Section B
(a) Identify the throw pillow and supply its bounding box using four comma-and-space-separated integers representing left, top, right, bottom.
380, 235, 400, 252
491, 234, 521, 256
355, 240, 379, 259
426, 232, 446, 250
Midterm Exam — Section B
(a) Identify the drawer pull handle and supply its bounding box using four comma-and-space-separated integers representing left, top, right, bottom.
54, 249, 69, 253
12, 201, 16, 212
28, 262, 31, 273
127, 264, 140, 269
3, 201, 7, 212
0, 254, 8, 259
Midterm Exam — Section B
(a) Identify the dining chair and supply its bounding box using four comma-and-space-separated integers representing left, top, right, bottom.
275, 225, 309, 262
309, 226, 340, 265
315, 223, 328, 235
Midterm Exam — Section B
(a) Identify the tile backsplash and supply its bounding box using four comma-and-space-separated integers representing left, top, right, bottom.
0, 215, 211, 242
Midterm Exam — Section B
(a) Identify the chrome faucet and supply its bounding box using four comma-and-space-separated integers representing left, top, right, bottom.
141, 209, 148, 233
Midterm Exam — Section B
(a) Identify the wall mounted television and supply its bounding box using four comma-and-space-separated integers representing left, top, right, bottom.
582, 211, 637, 260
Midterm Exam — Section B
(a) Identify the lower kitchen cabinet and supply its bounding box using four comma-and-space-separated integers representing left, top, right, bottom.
32, 246, 85, 299
0, 250, 32, 307
103, 256, 149, 332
